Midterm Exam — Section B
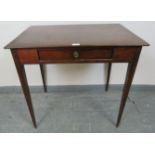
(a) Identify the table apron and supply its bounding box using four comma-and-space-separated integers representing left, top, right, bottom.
14, 47, 142, 64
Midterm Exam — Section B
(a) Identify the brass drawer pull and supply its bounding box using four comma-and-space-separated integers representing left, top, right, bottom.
73, 51, 80, 58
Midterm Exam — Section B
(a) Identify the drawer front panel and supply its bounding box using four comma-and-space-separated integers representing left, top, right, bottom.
17, 49, 39, 64
38, 48, 113, 61
39, 49, 73, 60
113, 47, 140, 61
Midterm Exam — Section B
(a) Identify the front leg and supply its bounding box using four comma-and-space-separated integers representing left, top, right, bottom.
11, 50, 37, 128
116, 49, 141, 127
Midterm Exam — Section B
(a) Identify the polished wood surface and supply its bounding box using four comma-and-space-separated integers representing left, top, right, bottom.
116, 47, 142, 127
40, 64, 47, 92
38, 47, 113, 61
17, 49, 39, 64
5, 24, 149, 128
11, 50, 37, 128
105, 63, 112, 91
15, 47, 142, 64
5, 24, 149, 49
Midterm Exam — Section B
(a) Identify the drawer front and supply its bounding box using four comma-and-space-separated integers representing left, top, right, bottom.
38, 48, 113, 61
17, 49, 39, 64
113, 47, 140, 61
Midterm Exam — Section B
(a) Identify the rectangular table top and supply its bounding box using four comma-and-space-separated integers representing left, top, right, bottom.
5, 24, 149, 49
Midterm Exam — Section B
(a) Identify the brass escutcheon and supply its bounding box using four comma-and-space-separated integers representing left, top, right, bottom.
73, 51, 80, 58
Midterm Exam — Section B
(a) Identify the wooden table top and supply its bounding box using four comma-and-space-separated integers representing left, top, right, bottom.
5, 24, 149, 49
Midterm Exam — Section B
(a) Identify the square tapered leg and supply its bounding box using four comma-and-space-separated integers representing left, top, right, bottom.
11, 51, 37, 128
105, 63, 112, 91
116, 48, 142, 127
40, 64, 47, 92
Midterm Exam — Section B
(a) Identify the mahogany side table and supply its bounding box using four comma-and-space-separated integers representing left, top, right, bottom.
5, 24, 149, 128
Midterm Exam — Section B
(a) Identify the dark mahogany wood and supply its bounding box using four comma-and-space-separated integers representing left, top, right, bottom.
38, 47, 113, 61
14, 47, 142, 64
105, 63, 112, 91
40, 64, 47, 92
113, 47, 140, 61
116, 47, 142, 127
5, 24, 149, 49
5, 24, 149, 128
17, 49, 39, 64
11, 50, 37, 128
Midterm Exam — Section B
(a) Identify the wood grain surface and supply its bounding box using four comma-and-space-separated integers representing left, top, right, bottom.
5, 24, 149, 49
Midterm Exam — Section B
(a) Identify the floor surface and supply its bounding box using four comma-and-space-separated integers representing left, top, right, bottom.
0, 86, 154, 133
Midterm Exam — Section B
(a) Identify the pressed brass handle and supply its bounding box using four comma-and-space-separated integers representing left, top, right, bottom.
73, 51, 80, 58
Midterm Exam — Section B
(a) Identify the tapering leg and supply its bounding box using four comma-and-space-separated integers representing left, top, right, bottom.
12, 51, 37, 128
105, 63, 112, 91
40, 64, 47, 92
116, 51, 141, 127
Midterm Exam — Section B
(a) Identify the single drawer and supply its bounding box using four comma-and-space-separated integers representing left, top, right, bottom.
113, 47, 140, 61
17, 49, 39, 64
38, 48, 113, 61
